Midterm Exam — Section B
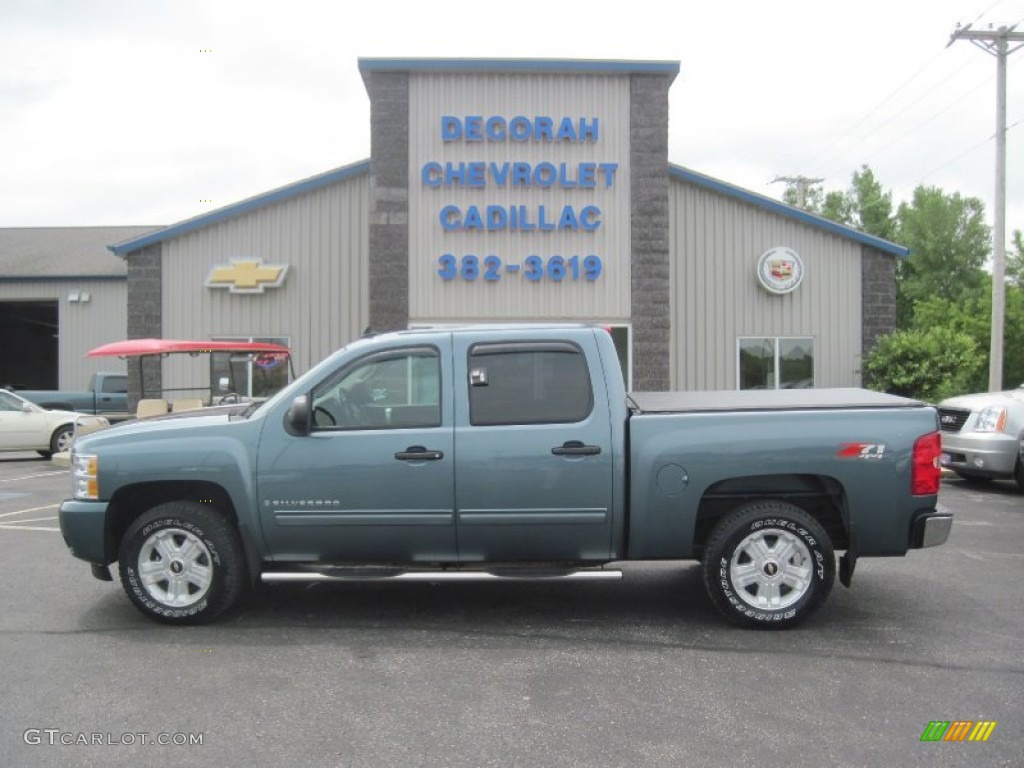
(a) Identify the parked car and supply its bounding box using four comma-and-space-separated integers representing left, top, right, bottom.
937, 385, 1024, 489
0, 389, 108, 457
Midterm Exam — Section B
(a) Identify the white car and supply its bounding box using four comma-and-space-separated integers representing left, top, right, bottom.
0, 389, 108, 457
937, 385, 1024, 490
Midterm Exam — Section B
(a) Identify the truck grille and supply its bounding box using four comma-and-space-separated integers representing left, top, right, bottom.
937, 407, 971, 433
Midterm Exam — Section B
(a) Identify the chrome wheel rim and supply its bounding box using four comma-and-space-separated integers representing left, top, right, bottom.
55, 430, 74, 453
729, 527, 813, 610
137, 528, 213, 607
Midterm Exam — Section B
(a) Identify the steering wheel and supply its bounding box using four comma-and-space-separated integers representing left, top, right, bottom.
334, 389, 363, 426
313, 405, 336, 427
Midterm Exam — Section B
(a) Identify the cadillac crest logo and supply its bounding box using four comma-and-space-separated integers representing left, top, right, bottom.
756, 247, 804, 295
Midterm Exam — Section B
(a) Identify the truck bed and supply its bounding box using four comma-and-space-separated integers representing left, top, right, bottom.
628, 388, 924, 414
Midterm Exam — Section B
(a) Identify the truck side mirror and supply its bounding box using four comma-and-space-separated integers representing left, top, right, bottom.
284, 395, 312, 436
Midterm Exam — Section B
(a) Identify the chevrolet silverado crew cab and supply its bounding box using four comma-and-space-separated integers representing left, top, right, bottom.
59, 326, 951, 628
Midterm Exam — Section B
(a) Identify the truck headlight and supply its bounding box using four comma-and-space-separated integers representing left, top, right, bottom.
72, 452, 99, 500
975, 406, 1007, 433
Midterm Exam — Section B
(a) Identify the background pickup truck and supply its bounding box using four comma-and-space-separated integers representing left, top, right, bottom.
59, 326, 950, 628
19, 372, 128, 417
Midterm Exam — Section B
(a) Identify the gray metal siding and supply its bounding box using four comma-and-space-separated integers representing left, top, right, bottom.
161, 175, 369, 392
0, 280, 127, 388
669, 179, 862, 390
408, 73, 631, 323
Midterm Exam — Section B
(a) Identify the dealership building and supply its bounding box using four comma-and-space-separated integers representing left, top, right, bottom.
2, 59, 907, 402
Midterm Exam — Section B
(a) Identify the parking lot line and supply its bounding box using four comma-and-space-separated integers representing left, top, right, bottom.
0, 472, 66, 483
0, 524, 59, 532
1, 520, 57, 528
0, 505, 58, 519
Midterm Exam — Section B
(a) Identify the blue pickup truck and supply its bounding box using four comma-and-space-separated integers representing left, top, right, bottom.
19, 372, 128, 417
59, 326, 950, 628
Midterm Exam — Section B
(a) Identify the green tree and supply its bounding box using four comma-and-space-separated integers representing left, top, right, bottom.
862, 327, 982, 402
801, 165, 895, 239
1008, 229, 1024, 287
894, 186, 990, 326
848, 166, 895, 240
910, 283, 1024, 391
781, 183, 824, 212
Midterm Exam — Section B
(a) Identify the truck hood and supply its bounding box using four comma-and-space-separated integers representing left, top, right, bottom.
74, 405, 252, 450
940, 388, 1024, 410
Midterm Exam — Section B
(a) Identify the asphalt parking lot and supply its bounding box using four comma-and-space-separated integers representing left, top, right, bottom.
0, 453, 1021, 768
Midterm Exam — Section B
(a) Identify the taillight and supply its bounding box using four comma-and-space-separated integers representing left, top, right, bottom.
912, 431, 941, 496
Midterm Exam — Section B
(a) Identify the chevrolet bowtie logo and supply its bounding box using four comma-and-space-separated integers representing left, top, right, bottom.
205, 260, 289, 294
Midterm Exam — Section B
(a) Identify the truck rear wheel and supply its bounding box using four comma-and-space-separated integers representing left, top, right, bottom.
703, 500, 834, 629
117, 501, 246, 624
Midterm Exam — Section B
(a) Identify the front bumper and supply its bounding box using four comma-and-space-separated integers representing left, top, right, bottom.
910, 509, 953, 549
940, 431, 1019, 477
59, 499, 112, 565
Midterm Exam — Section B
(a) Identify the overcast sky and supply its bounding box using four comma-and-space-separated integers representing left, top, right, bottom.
2, 0, 1022, 250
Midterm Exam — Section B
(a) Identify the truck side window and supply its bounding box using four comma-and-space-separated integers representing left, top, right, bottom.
311, 347, 441, 430
102, 375, 128, 394
468, 342, 593, 426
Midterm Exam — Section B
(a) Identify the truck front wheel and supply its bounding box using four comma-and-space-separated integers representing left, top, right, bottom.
117, 501, 246, 624
702, 500, 834, 629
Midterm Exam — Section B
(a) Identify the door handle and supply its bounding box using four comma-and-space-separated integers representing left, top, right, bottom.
395, 445, 444, 461
551, 440, 602, 456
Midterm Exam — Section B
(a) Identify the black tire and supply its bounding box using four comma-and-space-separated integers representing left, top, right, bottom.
1015, 458, 1024, 492
118, 501, 247, 624
703, 500, 835, 629
37, 424, 74, 458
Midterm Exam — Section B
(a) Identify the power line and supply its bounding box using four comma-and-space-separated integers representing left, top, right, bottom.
802, 48, 951, 171
852, 72, 996, 172
816, 68, 994, 179
805, 1, 1012, 175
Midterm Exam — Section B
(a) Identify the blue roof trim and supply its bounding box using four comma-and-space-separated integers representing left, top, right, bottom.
109, 160, 371, 255
668, 165, 910, 257
358, 58, 680, 79
0, 275, 126, 283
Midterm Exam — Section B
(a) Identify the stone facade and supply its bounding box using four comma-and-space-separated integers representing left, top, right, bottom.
125, 243, 162, 408
861, 247, 897, 356
629, 74, 672, 391
365, 71, 410, 333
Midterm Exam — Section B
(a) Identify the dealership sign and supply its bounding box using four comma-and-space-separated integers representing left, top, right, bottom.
756, 247, 804, 294
423, 115, 613, 284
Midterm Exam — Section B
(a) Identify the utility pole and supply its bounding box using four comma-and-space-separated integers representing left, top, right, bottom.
771, 176, 824, 210
948, 23, 1024, 391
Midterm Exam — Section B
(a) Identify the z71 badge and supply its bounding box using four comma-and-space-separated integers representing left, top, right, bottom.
836, 443, 886, 460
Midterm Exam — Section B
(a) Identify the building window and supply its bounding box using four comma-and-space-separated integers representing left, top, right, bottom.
738, 337, 814, 390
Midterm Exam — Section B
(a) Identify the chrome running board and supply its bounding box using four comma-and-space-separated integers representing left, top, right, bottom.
261, 567, 622, 583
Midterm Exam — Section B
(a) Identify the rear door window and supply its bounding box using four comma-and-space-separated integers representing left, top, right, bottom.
468, 342, 592, 426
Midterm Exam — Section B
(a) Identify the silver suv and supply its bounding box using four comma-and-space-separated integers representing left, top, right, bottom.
938, 385, 1024, 489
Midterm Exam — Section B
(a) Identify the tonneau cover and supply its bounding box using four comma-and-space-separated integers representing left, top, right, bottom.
628, 388, 925, 414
